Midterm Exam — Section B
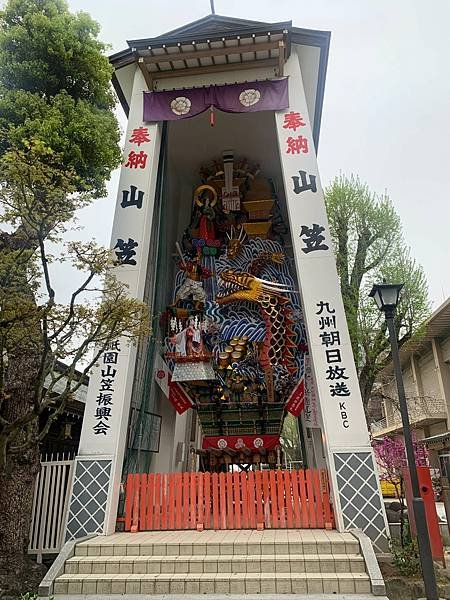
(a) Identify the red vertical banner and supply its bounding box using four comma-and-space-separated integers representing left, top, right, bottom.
168, 382, 193, 414
285, 378, 305, 417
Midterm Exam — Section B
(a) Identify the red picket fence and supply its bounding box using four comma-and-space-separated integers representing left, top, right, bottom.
124, 469, 334, 532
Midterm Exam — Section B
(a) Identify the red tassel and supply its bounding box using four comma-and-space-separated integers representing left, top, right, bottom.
210, 105, 215, 127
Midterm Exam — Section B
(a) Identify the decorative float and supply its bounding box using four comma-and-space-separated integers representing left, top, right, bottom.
164, 153, 307, 471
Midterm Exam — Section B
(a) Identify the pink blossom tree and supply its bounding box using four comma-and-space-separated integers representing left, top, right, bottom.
372, 435, 428, 544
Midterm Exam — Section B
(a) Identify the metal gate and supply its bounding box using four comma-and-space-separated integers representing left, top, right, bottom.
28, 454, 74, 562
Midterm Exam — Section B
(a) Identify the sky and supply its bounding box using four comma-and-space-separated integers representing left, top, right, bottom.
65, 0, 450, 310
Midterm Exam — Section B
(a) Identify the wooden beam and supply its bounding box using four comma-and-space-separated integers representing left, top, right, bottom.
162, 46, 175, 71
137, 57, 153, 90
277, 40, 285, 77
224, 447, 237, 456
143, 41, 279, 65
201, 447, 222, 457
152, 58, 278, 80
179, 45, 189, 69
222, 40, 229, 65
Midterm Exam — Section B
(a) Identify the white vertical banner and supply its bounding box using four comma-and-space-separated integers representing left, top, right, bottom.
275, 58, 367, 449
275, 51, 388, 548
304, 355, 319, 428
66, 67, 163, 539
79, 68, 162, 457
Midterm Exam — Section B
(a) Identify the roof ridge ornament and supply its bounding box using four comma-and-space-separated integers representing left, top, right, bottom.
210, 0, 216, 15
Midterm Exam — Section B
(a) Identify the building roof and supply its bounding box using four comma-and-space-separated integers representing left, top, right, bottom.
381, 296, 450, 375
422, 296, 450, 340
45, 360, 89, 406
129, 14, 294, 47
110, 14, 330, 151
422, 430, 450, 449
157, 14, 288, 37
110, 14, 329, 66
402, 296, 450, 360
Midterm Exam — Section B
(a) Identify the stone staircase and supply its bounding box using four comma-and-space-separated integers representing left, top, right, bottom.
50, 529, 382, 596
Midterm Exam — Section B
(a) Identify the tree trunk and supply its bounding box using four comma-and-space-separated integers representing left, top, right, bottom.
0, 447, 41, 576
358, 364, 376, 415
0, 348, 43, 591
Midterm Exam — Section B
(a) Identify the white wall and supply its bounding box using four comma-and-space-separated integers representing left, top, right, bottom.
440, 335, 450, 362
419, 351, 442, 399
150, 387, 176, 472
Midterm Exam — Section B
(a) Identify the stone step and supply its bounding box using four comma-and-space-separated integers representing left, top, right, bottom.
65, 552, 366, 575
74, 538, 360, 557
53, 572, 372, 595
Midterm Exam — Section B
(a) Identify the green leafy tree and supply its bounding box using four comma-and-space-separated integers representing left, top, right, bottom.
280, 415, 303, 467
325, 175, 430, 413
0, 0, 148, 589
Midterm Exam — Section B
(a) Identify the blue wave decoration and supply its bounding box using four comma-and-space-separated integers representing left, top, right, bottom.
170, 237, 307, 382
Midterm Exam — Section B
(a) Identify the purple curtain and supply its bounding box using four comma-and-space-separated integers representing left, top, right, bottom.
143, 78, 288, 122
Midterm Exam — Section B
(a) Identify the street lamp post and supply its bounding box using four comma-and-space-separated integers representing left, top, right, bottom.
369, 282, 439, 600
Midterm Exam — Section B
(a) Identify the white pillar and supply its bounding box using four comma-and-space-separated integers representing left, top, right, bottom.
432, 338, 450, 422
275, 49, 388, 550
65, 67, 163, 539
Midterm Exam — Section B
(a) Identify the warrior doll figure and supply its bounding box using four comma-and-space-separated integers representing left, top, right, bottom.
175, 250, 212, 309
193, 184, 217, 241
198, 196, 216, 241
171, 317, 205, 358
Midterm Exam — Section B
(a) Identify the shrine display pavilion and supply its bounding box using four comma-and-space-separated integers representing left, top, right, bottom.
63, 13, 389, 554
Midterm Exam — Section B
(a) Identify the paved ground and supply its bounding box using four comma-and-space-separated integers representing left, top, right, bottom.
52, 595, 389, 600
80, 528, 358, 547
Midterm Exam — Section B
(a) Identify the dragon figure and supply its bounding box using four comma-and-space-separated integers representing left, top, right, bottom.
216, 268, 297, 374
225, 225, 247, 259
248, 250, 285, 276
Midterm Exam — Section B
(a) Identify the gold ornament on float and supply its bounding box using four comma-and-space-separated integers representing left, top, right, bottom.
194, 184, 218, 208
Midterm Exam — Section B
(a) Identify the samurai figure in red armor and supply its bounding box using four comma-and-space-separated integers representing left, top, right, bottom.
174, 251, 212, 309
